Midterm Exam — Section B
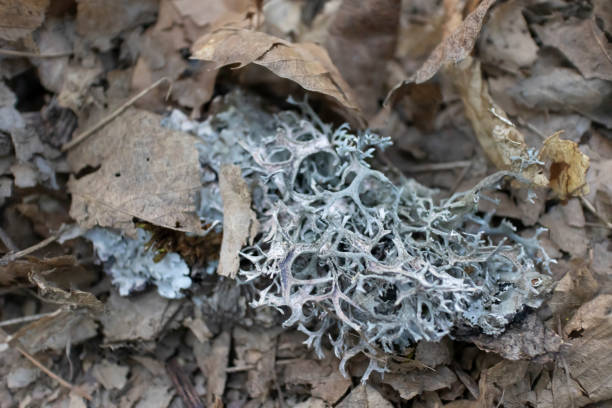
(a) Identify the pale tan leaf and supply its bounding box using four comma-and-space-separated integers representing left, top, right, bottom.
539, 132, 590, 200
192, 27, 362, 117
450, 57, 547, 187
217, 164, 258, 279
0, 0, 49, 41
385, 0, 495, 104
67, 108, 203, 237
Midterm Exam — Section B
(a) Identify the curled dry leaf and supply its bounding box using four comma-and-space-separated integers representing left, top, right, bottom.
539, 132, 590, 200
67, 108, 204, 237
451, 57, 547, 187
217, 164, 258, 279
0, 0, 49, 41
452, 58, 590, 199
191, 26, 363, 122
385, 0, 496, 104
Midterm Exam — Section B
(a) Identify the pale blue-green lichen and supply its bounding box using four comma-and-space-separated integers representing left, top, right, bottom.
88, 93, 553, 380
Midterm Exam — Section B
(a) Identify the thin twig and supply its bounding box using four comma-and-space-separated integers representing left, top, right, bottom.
403, 160, 472, 173
0, 48, 72, 58
14, 344, 92, 400
166, 359, 204, 408
225, 364, 255, 373
0, 311, 61, 327
0, 234, 58, 265
61, 77, 171, 152
580, 195, 612, 230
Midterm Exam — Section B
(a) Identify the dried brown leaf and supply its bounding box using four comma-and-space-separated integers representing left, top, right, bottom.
510, 67, 612, 129
193, 331, 230, 406
217, 164, 258, 278
0, 0, 49, 41
192, 26, 363, 121
550, 258, 599, 323
232, 326, 280, 399
325, 0, 401, 117
539, 132, 590, 200
12, 309, 97, 353
464, 314, 562, 362
534, 17, 612, 82
101, 290, 182, 343
172, 0, 253, 27
540, 205, 589, 258
415, 338, 453, 368
554, 295, 612, 406
451, 57, 548, 186
76, 0, 158, 52
385, 0, 495, 104
283, 357, 352, 404
67, 108, 203, 237
382, 366, 457, 401
336, 384, 393, 408
131, 0, 218, 113
478, 0, 538, 71
92, 360, 130, 391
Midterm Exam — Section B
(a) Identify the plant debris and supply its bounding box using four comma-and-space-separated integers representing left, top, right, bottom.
0, 0, 611, 406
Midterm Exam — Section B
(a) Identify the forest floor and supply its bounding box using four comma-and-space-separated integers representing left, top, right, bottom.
0, 0, 611, 407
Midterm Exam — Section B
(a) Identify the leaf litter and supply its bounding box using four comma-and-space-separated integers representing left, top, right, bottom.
0, 0, 611, 407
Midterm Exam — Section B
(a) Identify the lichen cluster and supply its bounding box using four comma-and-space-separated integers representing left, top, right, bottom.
87, 93, 552, 379
223, 96, 551, 379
